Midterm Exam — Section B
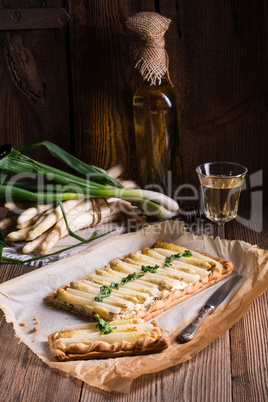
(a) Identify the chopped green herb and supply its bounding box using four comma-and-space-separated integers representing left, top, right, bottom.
95, 272, 146, 302
164, 250, 192, 267
164, 253, 182, 267
94, 285, 112, 302
183, 250, 192, 257
94, 314, 117, 334
110, 282, 120, 290
141, 264, 159, 273
121, 272, 144, 285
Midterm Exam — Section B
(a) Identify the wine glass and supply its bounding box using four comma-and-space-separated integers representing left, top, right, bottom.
196, 162, 248, 238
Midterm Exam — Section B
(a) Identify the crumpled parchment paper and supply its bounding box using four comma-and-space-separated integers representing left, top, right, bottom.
0, 221, 267, 393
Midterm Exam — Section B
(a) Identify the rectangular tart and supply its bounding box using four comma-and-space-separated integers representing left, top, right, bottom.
45, 241, 234, 322
48, 318, 170, 361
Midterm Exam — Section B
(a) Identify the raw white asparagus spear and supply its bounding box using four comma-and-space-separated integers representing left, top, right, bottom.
38, 212, 93, 254
25, 165, 124, 241
27, 198, 93, 241
23, 197, 130, 253
0, 215, 17, 230
23, 207, 123, 255
59, 201, 123, 238
106, 164, 124, 179
39, 209, 123, 255
31, 187, 135, 251
119, 180, 137, 189
4, 202, 17, 211
5, 225, 33, 242
26, 199, 82, 241
31, 207, 54, 228
22, 231, 51, 254
16, 212, 44, 229
17, 204, 53, 226
4, 202, 28, 211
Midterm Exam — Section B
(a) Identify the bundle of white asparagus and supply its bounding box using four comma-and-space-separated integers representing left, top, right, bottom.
0, 165, 142, 256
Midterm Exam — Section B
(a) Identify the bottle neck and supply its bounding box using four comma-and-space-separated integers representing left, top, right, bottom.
143, 75, 171, 87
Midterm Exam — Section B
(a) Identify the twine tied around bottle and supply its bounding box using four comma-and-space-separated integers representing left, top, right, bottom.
126, 12, 171, 85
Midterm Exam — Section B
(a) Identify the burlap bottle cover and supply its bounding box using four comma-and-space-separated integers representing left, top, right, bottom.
126, 12, 172, 85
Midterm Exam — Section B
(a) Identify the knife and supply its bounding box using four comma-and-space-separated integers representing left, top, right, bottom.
179, 275, 242, 342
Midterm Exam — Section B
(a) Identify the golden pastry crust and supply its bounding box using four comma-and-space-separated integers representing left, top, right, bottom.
48, 320, 170, 361
45, 249, 233, 322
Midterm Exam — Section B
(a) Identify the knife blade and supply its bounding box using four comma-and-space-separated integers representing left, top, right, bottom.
179, 275, 242, 342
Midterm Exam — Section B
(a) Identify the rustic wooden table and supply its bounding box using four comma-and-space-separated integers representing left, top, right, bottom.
0, 208, 267, 402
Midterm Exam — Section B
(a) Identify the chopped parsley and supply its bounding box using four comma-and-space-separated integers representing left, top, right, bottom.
110, 282, 120, 290
94, 285, 112, 302
183, 250, 192, 257
95, 272, 145, 302
94, 314, 117, 334
141, 264, 159, 273
164, 250, 192, 267
121, 272, 144, 285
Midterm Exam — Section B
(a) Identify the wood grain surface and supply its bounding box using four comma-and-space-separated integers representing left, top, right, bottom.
0, 0, 71, 168
68, 0, 155, 178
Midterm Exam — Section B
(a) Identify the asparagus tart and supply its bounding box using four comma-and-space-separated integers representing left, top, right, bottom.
45, 241, 234, 321
48, 317, 170, 361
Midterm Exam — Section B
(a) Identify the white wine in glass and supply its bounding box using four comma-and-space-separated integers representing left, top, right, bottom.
196, 162, 247, 236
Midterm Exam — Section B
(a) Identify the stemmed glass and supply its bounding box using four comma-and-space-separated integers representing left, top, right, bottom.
196, 162, 248, 238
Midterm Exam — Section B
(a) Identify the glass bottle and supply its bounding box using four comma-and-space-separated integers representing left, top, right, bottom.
133, 75, 183, 196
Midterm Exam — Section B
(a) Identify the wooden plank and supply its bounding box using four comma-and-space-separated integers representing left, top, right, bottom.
0, 8, 70, 30
79, 333, 231, 401
0, 261, 83, 402
68, 0, 155, 178
227, 207, 268, 402
0, 0, 71, 168
229, 293, 268, 402
0, 207, 82, 402
158, 0, 268, 204
0, 311, 82, 402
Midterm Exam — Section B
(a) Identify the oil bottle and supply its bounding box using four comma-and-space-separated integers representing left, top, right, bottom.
127, 12, 183, 197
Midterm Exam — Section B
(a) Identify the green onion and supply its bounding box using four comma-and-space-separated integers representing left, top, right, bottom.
19, 141, 121, 188
0, 142, 179, 219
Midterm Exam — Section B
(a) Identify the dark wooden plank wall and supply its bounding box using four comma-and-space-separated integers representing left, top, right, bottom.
0, 0, 267, 203
0, 0, 71, 168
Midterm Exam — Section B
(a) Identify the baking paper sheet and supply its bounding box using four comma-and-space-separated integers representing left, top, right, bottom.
0, 221, 267, 393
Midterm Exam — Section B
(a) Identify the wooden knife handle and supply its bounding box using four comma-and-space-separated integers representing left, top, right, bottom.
179, 305, 214, 342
